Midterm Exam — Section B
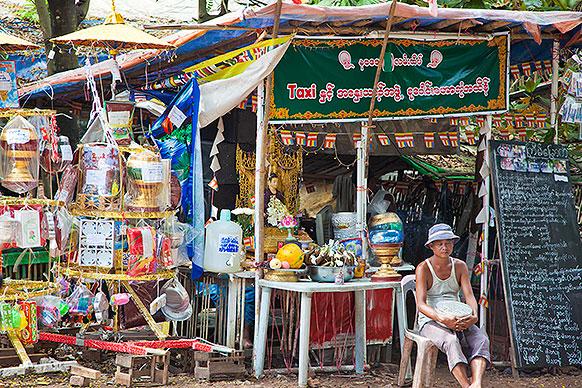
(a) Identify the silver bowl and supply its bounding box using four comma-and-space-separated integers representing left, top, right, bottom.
308, 266, 355, 283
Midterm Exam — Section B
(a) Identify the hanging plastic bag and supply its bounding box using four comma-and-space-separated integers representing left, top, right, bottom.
166, 220, 195, 267
65, 283, 94, 316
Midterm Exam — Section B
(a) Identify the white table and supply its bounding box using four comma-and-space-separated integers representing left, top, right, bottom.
253, 278, 405, 387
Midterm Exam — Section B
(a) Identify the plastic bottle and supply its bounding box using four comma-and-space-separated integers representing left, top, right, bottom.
203, 209, 242, 273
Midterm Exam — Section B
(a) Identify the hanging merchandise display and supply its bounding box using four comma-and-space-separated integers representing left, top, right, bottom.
39, 135, 73, 174
125, 149, 164, 212
76, 143, 122, 211
106, 100, 136, 145
0, 115, 40, 193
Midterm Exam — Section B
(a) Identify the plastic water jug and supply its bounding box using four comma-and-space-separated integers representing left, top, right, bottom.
203, 209, 242, 273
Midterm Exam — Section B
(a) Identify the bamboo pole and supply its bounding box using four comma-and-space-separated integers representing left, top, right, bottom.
253, 0, 283, 376
358, 0, 397, 263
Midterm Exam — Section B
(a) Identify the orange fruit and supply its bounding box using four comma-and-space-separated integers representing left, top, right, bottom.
276, 244, 304, 269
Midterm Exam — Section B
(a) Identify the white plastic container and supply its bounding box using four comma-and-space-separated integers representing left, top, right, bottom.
203, 209, 242, 273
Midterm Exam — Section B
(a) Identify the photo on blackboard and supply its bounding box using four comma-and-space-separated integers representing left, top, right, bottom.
514, 158, 528, 172
554, 160, 567, 174
501, 157, 515, 171
513, 145, 526, 159
498, 144, 513, 158
539, 160, 553, 173
528, 160, 541, 173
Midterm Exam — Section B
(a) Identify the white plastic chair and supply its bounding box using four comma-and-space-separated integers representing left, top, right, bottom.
397, 275, 439, 388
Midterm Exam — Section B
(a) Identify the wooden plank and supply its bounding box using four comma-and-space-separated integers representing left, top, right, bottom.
0, 353, 45, 367
69, 375, 89, 387
114, 372, 132, 386
116, 354, 136, 369
70, 365, 101, 380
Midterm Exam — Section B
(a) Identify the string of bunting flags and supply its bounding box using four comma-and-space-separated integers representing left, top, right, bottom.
276, 130, 462, 149
276, 111, 547, 150
509, 60, 552, 81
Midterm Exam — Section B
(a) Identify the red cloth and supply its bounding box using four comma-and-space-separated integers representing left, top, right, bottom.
309, 289, 394, 346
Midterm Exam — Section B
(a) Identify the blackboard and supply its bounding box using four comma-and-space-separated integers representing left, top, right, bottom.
490, 140, 582, 368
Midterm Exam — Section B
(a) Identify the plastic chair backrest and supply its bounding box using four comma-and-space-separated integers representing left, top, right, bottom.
315, 205, 333, 245
401, 274, 419, 332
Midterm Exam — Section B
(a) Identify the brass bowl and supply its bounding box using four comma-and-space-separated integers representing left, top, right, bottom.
264, 266, 307, 282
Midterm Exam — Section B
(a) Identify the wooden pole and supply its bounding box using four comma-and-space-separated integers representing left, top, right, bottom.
480, 115, 492, 331
358, 0, 397, 262
551, 39, 559, 145
253, 0, 283, 376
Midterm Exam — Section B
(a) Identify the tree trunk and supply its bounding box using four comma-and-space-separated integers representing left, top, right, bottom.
45, 0, 81, 75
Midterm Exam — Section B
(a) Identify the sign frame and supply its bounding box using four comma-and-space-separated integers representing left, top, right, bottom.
269, 33, 509, 124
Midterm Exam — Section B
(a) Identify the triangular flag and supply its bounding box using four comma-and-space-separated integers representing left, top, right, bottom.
478, 182, 488, 198
479, 162, 490, 179
210, 157, 221, 173
475, 206, 487, 224
479, 294, 489, 308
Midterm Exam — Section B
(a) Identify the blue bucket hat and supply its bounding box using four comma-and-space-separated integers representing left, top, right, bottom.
425, 223, 459, 247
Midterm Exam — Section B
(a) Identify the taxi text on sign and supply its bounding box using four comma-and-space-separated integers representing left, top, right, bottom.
270, 35, 509, 123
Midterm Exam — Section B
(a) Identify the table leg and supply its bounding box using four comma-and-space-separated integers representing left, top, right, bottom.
298, 292, 313, 387
253, 286, 272, 378
394, 287, 411, 379
354, 289, 366, 374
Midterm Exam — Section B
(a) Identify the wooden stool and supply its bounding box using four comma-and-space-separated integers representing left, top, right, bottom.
115, 353, 169, 387
194, 350, 246, 381
169, 348, 196, 374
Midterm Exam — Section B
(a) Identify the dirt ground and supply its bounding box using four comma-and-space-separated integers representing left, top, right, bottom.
1, 358, 581, 388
